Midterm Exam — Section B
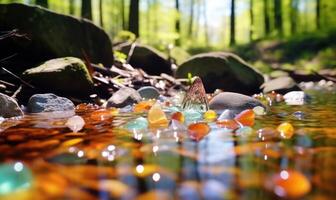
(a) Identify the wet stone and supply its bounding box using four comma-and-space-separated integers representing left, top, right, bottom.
66, 115, 85, 133
125, 117, 148, 131
0, 93, 23, 118
183, 109, 202, 123
137, 86, 160, 100
188, 122, 211, 141
265, 170, 311, 199
27, 93, 75, 113
148, 102, 169, 128
209, 92, 265, 114
106, 87, 141, 108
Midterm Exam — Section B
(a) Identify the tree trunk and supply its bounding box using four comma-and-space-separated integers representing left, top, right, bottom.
81, 0, 92, 20
99, 0, 104, 27
230, 0, 235, 46
290, 0, 299, 35
250, 0, 254, 41
175, 0, 181, 46
316, 0, 321, 29
129, 0, 140, 37
69, 0, 75, 15
202, 0, 209, 46
121, 0, 126, 30
274, 0, 283, 36
188, 0, 195, 38
35, 0, 48, 8
264, 0, 270, 36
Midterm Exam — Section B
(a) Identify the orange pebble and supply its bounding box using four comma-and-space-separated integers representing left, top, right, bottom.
90, 108, 118, 121
277, 122, 294, 139
234, 109, 255, 126
134, 101, 155, 113
216, 119, 239, 130
148, 102, 169, 128
266, 170, 311, 198
171, 112, 185, 123
188, 122, 211, 141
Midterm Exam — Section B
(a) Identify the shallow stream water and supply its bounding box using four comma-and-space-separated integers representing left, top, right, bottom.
0, 90, 336, 200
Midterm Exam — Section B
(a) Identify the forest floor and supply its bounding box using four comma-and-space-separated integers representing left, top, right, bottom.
233, 29, 336, 74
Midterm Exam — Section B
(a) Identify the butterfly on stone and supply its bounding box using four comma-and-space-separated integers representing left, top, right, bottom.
181, 77, 209, 112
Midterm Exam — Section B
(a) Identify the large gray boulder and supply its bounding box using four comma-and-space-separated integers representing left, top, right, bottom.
23, 57, 93, 96
209, 92, 265, 114
117, 43, 172, 75
27, 93, 75, 113
176, 52, 264, 95
261, 76, 302, 94
0, 93, 23, 118
0, 3, 113, 74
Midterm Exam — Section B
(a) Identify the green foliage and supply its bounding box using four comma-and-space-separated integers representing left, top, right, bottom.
114, 30, 136, 43
113, 50, 127, 63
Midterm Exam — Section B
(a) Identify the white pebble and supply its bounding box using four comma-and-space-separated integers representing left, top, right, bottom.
0, 117, 4, 124
66, 115, 85, 133
253, 106, 266, 115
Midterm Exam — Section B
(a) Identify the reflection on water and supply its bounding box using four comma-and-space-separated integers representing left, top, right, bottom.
0, 90, 336, 199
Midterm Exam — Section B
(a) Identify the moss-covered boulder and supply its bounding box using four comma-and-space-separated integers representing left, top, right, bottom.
176, 52, 264, 95
117, 43, 172, 75
23, 57, 93, 96
0, 3, 113, 73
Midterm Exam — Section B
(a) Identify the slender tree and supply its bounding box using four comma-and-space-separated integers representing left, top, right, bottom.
69, 0, 75, 15
121, 0, 126, 30
290, 0, 299, 35
175, 0, 181, 46
81, 0, 92, 20
274, 0, 283, 36
202, 0, 209, 46
230, 0, 236, 46
99, 0, 104, 27
264, 0, 271, 36
188, 0, 195, 38
316, 0, 321, 29
129, 0, 140, 37
250, 0, 254, 41
35, 0, 48, 8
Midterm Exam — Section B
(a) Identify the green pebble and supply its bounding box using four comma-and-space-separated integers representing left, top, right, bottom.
0, 162, 32, 195
125, 117, 148, 131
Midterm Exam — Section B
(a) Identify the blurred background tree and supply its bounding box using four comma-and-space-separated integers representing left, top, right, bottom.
1, 0, 336, 72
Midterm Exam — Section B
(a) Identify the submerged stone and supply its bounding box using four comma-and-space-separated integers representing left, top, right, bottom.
66, 115, 85, 133
147, 102, 169, 128
106, 87, 141, 108
0, 162, 32, 195
209, 92, 265, 114
125, 117, 148, 131
235, 126, 253, 137
27, 93, 75, 113
171, 112, 185, 123
183, 109, 202, 123
188, 122, 211, 141
234, 109, 255, 127
0, 93, 23, 118
265, 170, 311, 199
283, 91, 309, 105
137, 86, 160, 100
277, 122, 295, 139
203, 110, 217, 121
